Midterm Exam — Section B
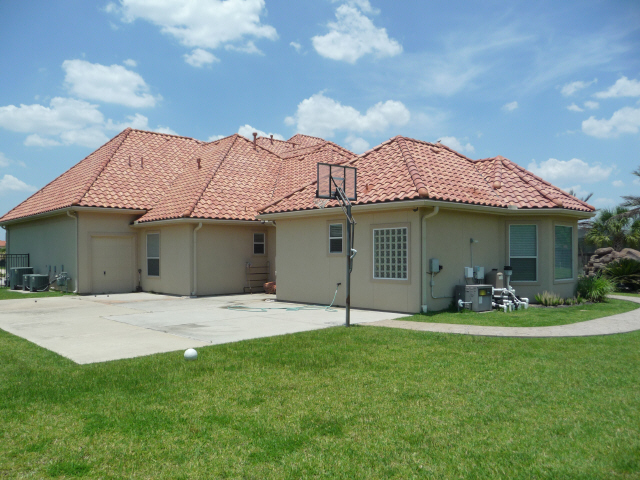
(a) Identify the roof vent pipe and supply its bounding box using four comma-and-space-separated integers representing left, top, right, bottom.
270, 134, 273, 144
253, 132, 257, 149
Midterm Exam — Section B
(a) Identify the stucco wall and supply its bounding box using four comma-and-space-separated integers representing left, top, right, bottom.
195, 224, 275, 296
136, 224, 192, 296
6, 213, 77, 290
274, 207, 581, 313
77, 211, 140, 294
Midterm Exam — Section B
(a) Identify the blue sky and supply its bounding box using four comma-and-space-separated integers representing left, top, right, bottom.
1, 0, 639, 240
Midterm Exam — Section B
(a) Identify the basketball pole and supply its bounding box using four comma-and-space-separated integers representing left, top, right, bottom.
345, 201, 352, 327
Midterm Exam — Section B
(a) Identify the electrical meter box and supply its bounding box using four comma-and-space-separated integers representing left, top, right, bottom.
429, 258, 439, 272
464, 267, 474, 279
473, 266, 485, 281
455, 284, 493, 312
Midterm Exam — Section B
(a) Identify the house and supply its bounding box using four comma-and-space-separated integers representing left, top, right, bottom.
0, 129, 594, 312
258, 136, 595, 312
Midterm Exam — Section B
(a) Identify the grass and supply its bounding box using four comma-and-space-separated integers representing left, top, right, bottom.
1, 320, 640, 478
613, 291, 640, 297
399, 298, 638, 327
0, 287, 73, 300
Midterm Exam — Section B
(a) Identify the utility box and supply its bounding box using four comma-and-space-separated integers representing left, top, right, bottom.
10, 267, 34, 290
473, 266, 485, 281
429, 258, 440, 272
464, 267, 474, 280
485, 269, 504, 288
455, 284, 493, 312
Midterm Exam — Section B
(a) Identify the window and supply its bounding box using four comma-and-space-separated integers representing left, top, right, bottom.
147, 233, 160, 277
509, 225, 537, 282
555, 226, 573, 280
253, 233, 265, 255
373, 227, 408, 280
329, 223, 343, 254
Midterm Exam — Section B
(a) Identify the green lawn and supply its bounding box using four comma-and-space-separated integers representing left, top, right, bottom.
399, 298, 638, 327
613, 291, 640, 297
1, 322, 640, 478
0, 287, 73, 300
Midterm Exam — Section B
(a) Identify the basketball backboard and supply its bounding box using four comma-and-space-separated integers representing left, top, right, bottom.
316, 163, 357, 201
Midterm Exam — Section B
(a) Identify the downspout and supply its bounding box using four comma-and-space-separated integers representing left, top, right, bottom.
66, 211, 79, 293
191, 222, 203, 297
421, 207, 439, 313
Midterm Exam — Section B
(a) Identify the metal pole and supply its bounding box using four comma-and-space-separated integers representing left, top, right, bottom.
345, 203, 351, 327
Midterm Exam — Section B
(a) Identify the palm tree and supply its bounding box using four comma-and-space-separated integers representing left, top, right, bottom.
620, 167, 640, 217
568, 188, 593, 203
584, 206, 640, 251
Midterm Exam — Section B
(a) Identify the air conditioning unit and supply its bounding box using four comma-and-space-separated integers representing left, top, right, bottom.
10, 267, 33, 290
455, 284, 493, 312
29, 274, 50, 292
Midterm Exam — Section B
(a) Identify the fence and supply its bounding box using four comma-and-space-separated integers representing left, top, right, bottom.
0, 254, 30, 287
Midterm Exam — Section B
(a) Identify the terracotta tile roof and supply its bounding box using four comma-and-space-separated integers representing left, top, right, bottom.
260, 136, 595, 214
0, 240, 5, 248
0, 131, 593, 225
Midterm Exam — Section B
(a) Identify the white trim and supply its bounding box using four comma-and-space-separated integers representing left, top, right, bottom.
133, 218, 267, 227
329, 223, 344, 254
0, 206, 146, 226
253, 232, 266, 256
508, 224, 538, 282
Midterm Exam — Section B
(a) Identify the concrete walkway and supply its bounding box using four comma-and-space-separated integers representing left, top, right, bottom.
365, 295, 640, 338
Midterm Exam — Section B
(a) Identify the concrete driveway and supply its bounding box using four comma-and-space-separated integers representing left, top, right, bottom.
0, 293, 405, 364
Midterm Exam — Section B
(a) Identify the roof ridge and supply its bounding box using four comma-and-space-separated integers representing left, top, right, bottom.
182, 135, 239, 218
129, 128, 203, 143
73, 128, 133, 206
501, 159, 564, 207
396, 137, 430, 198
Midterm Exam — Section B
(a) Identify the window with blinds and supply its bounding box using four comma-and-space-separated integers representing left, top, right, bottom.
373, 227, 408, 280
555, 226, 573, 280
253, 233, 265, 255
509, 225, 537, 282
147, 233, 160, 277
329, 224, 343, 254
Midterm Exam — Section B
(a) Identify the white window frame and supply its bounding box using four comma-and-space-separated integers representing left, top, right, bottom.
329, 223, 344, 254
509, 224, 538, 282
146, 232, 160, 277
253, 232, 266, 256
554, 225, 574, 281
373, 227, 409, 280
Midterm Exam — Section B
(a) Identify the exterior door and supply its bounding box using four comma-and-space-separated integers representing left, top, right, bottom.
91, 236, 134, 294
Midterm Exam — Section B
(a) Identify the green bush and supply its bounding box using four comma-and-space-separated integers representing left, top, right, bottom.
604, 258, 640, 291
577, 275, 615, 303
534, 291, 584, 306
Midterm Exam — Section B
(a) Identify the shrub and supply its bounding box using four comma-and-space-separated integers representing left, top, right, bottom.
577, 276, 615, 303
603, 258, 640, 291
535, 291, 563, 306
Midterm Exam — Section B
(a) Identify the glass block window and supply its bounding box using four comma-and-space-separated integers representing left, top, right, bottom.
147, 233, 160, 277
509, 225, 537, 282
555, 226, 573, 280
329, 224, 343, 254
373, 227, 408, 280
253, 233, 265, 255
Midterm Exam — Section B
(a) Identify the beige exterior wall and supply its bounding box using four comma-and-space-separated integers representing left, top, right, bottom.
6, 213, 77, 290
77, 211, 140, 294
274, 207, 581, 313
195, 224, 275, 296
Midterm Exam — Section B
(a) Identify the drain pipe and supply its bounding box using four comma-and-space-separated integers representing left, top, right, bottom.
191, 222, 203, 297
66, 211, 79, 293
421, 207, 439, 312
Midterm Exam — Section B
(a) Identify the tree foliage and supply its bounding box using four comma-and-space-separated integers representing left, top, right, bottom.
584, 206, 640, 251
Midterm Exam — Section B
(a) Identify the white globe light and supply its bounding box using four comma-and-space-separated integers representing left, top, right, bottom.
184, 348, 198, 361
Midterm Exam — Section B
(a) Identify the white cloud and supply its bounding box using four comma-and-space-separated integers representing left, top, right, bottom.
24, 134, 62, 147
0, 98, 173, 148
345, 135, 369, 153
594, 76, 640, 99
63, 59, 160, 108
584, 100, 599, 110
561, 79, 597, 96
285, 92, 410, 138
527, 158, 612, 184
224, 41, 263, 55
612, 180, 624, 187
439, 136, 474, 154
290, 41, 302, 53
123, 58, 137, 67
0, 175, 37, 195
0, 153, 10, 168
502, 101, 518, 112
332, 0, 378, 14
116, 0, 277, 54
238, 125, 284, 141
184, 48, 219, 67
563, 184, 590, 198
208, 134, 226, 142
592, 197, 615, 208
582, 107, 640, 138
312, 4, 402, 63
634, 177, 640, 186
567, 103, 583, 112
